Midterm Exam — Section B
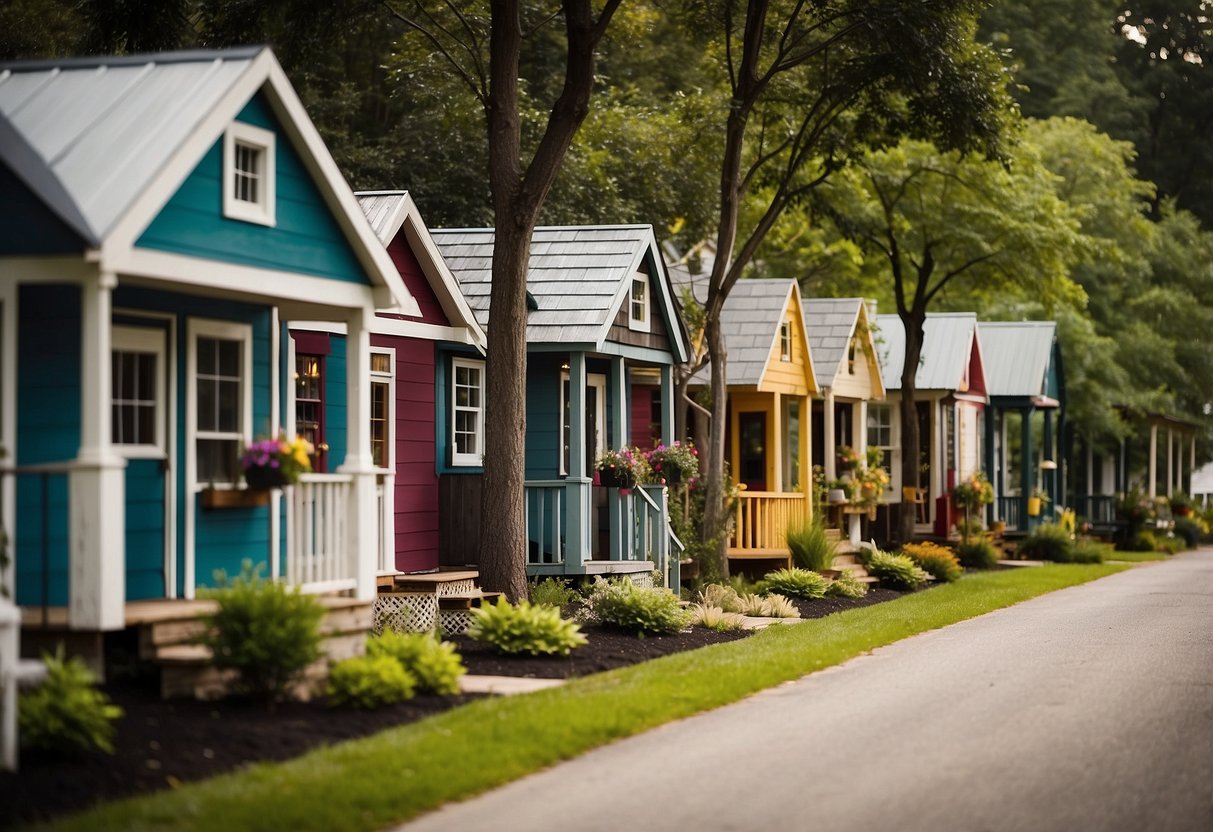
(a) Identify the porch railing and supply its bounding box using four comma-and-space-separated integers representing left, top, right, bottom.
1079, 494, 1118, 525
633, 484, 684, 587
0, 463, 74, 624
525, 479, 590, 567
729, 491, 809, 554
286, 473, 356, 594
997, 496, 1023, 532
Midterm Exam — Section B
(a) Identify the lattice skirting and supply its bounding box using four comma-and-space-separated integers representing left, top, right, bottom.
435, 579, 475, 597
374, 593, 438, 634
627, 572, 654, 589
439, 609, 477, 635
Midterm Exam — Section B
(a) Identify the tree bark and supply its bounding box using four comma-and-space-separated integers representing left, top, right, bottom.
897, 308, 926, 545
702, 313, 731, 579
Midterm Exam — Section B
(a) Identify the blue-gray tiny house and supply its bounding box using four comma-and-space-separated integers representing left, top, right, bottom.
0, 48, 415, 632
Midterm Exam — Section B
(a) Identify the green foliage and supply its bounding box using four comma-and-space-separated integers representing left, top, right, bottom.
956, 538, 1000, 570
866, 550, 931, 591
785, 517, 838, 573
825, 571, 869, 599
467, 598, 587, 657
326, 654, 416, 709
763, 568, 830, 600
761, 593, 800, 619
1071, 539, 1109, 564
1173, 517, 1202, 548
901, 542, 963, 583
1016, 523, 1076, 562
1121, 530, 1159, 553
699, 583, 743, 614
688, 604, 746, 632
18, 645, 122, 756
368, 631, 466, 696
198, 561, 324, 707
528, 577, 580, 610
1158, 534, 1185, 555
586, 578, 692, 636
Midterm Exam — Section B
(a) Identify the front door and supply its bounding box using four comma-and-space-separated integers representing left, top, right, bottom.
739, 411, 767, 491
112, 324, 171, 600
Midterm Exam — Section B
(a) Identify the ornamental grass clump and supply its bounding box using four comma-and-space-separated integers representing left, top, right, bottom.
1016, 523, 1075, 562
326, 654, 416, 709
368, 630, 466, 695
688, 603, 746, 631
763, 567, 830, 599
586, 578, 692, 636
865, 549, 931, 591
19, 645, 123, 756
762, 593, 801, 619
699, 583, 743, 613
825, 570, 868, 598
785, 517, 838, 573
467, 598, 587, 656
901, 541, 963, 583
198, 561, 324, 709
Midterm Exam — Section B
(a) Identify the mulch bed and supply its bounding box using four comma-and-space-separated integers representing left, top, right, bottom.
1, 586, 906, 828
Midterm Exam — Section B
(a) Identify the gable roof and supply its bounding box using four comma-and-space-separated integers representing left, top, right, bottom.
876, 312, 982, 392
356, 190, 486, 349
430, 225, 688, 361
0, 47, 416, 313
803, 297, 885, 397
978, 321, 1058, 400
690, 278, 816, 390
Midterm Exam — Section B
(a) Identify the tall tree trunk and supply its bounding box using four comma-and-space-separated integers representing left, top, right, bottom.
897, 309, 926, 544
702, 314, 731, 579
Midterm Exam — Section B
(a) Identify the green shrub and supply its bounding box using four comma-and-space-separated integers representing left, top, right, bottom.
368, 630, 466, 695
1016, 523, 1075, 562
825, 571, 869, 598
1124, 530, 1158, 552
866, 549, 931, 590
326, 654, 416, 709
1173, 517, 1201, 548
528, 577, 580, 609
1071, 539, 1109, 564
763, 567, 830, 599
198, 561, 324, 708
586, 578, 692, 636
785, 517, 838, 572
688, 604, 746, 631
956, 538, 1000, 570
1158, 534, 1185, 554
467, 598, 587, 656
901, 542, 962, 583
19, 645, 123, 756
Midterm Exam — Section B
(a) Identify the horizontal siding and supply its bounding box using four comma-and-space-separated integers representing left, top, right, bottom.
136, 94, 369, 285
759, 306, 812, 396
0, 162, 83, 254
387, 235, 449, 326
630, 384, 658, 449
526, 354, 562, 478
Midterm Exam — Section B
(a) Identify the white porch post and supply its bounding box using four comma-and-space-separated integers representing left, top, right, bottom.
856, 400, 868, 461
1148, 424, 1158, 498
823, 389, 836, 481
1190, 436, 1197, 496
568, 353, 589, 567
336, 308, 376, 601
660, 364, 674, 446
71, 270, 126, 630
1167, 428, 1175, 498
771, 392, 783, 492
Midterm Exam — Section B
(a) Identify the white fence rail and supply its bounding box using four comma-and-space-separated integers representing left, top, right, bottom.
286, 474, 357, 594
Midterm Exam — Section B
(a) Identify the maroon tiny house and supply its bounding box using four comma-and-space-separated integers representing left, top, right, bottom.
290, 191, 485, 575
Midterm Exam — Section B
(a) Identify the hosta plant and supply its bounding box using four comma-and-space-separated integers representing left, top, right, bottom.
586, 578, 692, 636
866, 549, 931, 591
468, 598, 588, 656
825, 571, 869, 599
763, 567, 830, 599
368, 630, 466, 695
326, 654, 416, 709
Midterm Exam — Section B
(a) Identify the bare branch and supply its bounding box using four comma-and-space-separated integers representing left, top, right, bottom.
381, 0, 488, 105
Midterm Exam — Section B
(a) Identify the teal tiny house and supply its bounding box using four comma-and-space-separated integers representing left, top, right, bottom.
431, 226, 690, 584
0, 48, 414, 635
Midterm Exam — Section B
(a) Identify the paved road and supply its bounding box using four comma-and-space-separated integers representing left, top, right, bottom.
399, 551, 1213, 832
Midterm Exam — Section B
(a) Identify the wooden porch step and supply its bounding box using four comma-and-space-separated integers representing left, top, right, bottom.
437, 591, 504, 611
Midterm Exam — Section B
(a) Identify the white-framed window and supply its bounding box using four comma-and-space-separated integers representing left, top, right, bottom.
112, 326, 166, 457
451, 357, 484, 466
223, 121, 276, 226
779, 321, 792, 362
867, 403, 893, 472
559, 370, 607, 476
370, 349, 395, 469
847, 337, 858, 374
188, 320, 252, 487
629, 274, 650, 332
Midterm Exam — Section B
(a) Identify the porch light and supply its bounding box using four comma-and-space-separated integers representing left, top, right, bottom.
1040, 459, 1058, 470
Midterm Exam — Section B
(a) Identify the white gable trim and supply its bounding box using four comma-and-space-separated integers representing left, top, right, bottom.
96, 49, 420, 317
597, 229, 689, 361
756, 282, 818, 394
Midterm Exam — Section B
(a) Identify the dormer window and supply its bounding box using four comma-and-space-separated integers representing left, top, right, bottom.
223, 121, 276, 226
629, 275, 650, 332
779, 321, 791, 361
847, 338, 857, 374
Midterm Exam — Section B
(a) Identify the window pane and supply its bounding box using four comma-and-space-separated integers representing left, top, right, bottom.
197, 438, 238, 484
218, 339, 240, 377
371, 353, 391, 374
198, 338, 216, 375
197, 377, 216, 431
136, 353, 155, 401
217, 380, 240, 431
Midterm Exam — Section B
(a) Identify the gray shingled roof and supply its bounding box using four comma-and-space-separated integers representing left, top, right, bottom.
877, 312, 979, 391
0, 48, 263, 244
804, 297, 864, 386
431, 225, 687, 359
691, 278, 797, 386
356, 192, 406, 243
978, 321, 1056, 399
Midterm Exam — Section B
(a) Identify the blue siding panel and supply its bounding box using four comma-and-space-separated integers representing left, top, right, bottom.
136, 94, 370, 285
0, 163, 85, 254
124, 458, 166, 600
325, 335, 348, 470
526, 354, 562, 479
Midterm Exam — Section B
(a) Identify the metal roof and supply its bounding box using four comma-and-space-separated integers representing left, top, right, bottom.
876, 312, 978, 391
430, 225, 687, 359
690, 278, 798, 386
0, 48, 262, 243
978, 321, 1056, 398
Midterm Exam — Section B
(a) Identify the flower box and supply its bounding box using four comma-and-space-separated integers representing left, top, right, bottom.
200, 488, 271, 510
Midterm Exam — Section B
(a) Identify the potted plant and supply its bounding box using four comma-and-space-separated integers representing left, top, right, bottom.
836, 445, 860, 473
595, 447, 641, 489
644, 441, 699, 486
1027, 487, 1050, 517
953, 472, 994, 544
241, 433, 314, 490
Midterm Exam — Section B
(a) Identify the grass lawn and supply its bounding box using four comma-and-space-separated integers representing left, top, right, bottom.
43, 563, 1128, 832
1105, 550, 1169, 562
